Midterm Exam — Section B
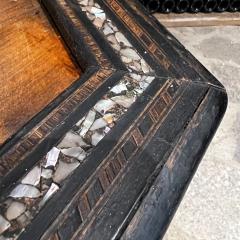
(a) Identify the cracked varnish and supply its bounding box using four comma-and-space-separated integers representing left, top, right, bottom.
0, 0, 81, 145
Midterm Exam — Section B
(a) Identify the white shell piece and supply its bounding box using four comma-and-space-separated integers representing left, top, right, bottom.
79, 110, 96, 136
90, 118, 107, 131
0, 215, 10, 234
91, 132, 105, 146
21, 166, 41, 186
94, 99, 116, 114
58, 132, 88, 149
61, 147, 86, 161
111, 96, 136, 108
121, 48, 141, 61
39, 183, 59, 207
110, 83, 127, 94
10, 184, 41, 199
115, 32, 131, 47
45, 147, 60, 168
53, 160, 80, 183
5, 201, 26, 221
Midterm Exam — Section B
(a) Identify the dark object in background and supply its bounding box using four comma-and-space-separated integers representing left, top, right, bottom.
160, 0, 176, 12
216, 0, 230, 12
175, 0, 190, 12
139, 0, 240, 13
189, 0, 204, 12
146, 0, 161, 12
229, 0, 240, 11
203, 0, 218, 12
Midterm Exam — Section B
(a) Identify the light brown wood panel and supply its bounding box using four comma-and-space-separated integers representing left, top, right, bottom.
0, 0, 81, 145
154, 12, 240, 27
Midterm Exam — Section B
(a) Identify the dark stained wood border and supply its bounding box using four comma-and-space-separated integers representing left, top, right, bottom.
126, 0, 226, 88
0, 1, 227, 240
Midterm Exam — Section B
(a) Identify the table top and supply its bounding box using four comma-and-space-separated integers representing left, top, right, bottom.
0, 0, 80, 145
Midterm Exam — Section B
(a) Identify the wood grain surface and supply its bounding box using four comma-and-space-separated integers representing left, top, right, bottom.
154, 12, 240, 27
0, 0, 80, 145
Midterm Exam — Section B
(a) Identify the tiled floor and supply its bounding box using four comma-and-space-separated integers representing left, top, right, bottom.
161, 26, 240, 240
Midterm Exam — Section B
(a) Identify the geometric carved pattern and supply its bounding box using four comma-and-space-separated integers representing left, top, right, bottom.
0, 69, 113, 177
0, 0, 227, 239
49, 79, 182, 240
106, 0, 171, 70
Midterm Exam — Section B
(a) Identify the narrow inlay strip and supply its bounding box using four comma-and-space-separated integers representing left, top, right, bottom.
47, 79, 184, 240
0, 70, 113, 178
55, 0, 113, 68
0, 0, 176, 238
0, 70, 165, 239
105, 0, 172, 70
71, 0, 153, 74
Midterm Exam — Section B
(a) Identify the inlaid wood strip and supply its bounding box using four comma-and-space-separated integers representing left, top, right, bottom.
47, 79, 183, 240
51, 0, 112, 68
105, 0, 172, 70
0, 69, 113, 177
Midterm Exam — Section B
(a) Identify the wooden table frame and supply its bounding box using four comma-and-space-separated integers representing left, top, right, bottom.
0, 1, 227, 240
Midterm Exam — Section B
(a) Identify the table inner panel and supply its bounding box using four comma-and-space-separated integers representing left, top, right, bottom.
0, 0, 81, 145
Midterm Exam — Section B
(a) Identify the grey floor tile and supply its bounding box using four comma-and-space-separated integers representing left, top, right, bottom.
163, 26, 240, 240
